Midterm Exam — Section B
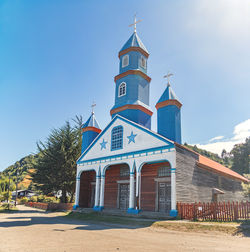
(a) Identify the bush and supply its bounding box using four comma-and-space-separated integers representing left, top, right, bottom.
37, 195, 45, 202
29, 196, 38, 202
20, 197, 28, 204
43, 196, 59, 203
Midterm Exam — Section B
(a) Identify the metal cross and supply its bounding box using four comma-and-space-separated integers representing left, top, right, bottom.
91, 102, 96, 114
129, 14, 142, 33
164, 72, 174, 86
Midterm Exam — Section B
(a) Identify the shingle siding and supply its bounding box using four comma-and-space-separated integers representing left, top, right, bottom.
176, 146, 244, 203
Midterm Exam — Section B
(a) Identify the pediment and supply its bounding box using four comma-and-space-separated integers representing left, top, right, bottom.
77, 115, 174, 164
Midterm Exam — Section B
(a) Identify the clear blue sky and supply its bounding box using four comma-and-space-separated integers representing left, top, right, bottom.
1, 0, 250, 171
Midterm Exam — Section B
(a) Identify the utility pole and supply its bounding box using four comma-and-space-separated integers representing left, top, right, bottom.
7, 173, 10, 210
15, 170, 19, 206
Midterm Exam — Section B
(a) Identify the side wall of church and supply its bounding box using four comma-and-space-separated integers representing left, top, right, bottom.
175, 146, 244, 203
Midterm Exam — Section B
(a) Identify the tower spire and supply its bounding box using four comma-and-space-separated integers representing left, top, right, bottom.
129, 14, 142, 33
91, 101, 96, 114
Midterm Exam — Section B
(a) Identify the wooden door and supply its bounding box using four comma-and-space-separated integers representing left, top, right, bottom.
158, 182, 171, 213
119, 184, 129, 210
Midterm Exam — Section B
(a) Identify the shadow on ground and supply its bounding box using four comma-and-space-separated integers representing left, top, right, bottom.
0, 208, 153, 231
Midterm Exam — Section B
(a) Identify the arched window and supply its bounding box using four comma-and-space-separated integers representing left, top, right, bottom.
158, 165, 170, 177
118, 82, 126, 97
122, 54, 129, 67
140, 56, 146, 69
111, 126, 123, 151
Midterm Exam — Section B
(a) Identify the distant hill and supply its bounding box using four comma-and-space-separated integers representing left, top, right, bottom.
1, 154, 40, 189
183, 143, 232, 168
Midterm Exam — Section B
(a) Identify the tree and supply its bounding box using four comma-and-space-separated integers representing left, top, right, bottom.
31, 117, 82, 203
231, 138, 250, 175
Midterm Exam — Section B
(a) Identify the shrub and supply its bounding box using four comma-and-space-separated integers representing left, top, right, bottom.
20, 197, 28, 204
37, 195, 45, 202
43, 196, 59, 203
29, 196, 38, 202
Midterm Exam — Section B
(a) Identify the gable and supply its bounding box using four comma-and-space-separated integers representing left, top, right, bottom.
77, 115, 174, 164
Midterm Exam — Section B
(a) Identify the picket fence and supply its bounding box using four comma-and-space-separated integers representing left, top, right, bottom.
177, 201, 249, 221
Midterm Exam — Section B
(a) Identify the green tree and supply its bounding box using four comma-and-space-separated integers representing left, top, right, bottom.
31, 117, 82, 203
231, 138, 250, 175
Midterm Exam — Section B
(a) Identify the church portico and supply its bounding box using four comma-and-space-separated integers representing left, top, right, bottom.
75, 146, 177, 216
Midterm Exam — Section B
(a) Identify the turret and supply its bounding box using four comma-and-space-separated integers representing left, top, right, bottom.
81, 111, 101, 153
156, 83, 182, 143
110, 26, 153, 129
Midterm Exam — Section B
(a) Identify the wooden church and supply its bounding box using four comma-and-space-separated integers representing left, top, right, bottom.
73, 21, 248, 217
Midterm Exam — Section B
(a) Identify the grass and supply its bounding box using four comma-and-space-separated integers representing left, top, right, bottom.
65, 211, 250, 236
0, 203, 18, 213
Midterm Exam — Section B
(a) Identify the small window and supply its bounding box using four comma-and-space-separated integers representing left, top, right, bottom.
122, 55, 129, 67
120, 165, 129, 177
111, 126, 123, 150
118, 82, 126, 97
158, 166, 170, 177
140, 56, 146, 69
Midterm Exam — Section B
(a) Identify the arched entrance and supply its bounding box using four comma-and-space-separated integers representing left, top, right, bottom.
79, 170, 96, 208
140, 161, 171, 213
104, 163, 132, 210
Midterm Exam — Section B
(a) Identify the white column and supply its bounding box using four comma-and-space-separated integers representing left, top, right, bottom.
129, 172, 135, 209
94, 175, 101, 207
74, 177, 80, 209
170, 168, 177, 216
99, 175, 105, 209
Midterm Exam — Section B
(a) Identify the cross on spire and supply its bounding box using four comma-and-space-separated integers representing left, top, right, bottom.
129, 14, 142, 33
91, 102, 96, 114
164, 72, 174, 86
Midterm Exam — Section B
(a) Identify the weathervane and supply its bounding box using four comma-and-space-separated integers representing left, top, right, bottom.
129, 14, 142, 33
164, 72, 174, 86
91, 102, 96, 114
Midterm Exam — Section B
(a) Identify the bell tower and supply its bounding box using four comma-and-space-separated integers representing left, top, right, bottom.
110, 16, 153, 129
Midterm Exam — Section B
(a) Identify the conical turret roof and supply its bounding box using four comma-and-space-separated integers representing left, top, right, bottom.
157, 84, 179, 104
120, 32, 148, 54
82, 112, 100, 129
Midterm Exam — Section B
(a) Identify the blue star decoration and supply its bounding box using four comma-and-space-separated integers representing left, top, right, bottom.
100, 139, 107, 150
127, 131, 137, 144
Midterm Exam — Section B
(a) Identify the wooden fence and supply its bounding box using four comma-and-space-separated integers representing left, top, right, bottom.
25, 202, 73, 211
177, 201, 249, 221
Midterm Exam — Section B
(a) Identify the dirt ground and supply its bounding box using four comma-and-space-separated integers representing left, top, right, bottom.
0, 205, 249, 252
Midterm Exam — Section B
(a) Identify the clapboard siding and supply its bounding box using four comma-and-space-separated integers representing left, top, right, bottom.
141, 162, 170, 211
176, 146, 244, 203
104, 164, 130, 209
79, 171, 95, 207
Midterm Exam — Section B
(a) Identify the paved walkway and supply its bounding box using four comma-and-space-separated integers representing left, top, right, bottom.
0, 205, 249, 252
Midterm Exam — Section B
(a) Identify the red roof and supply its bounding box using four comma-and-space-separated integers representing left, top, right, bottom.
197, 155, 249, 183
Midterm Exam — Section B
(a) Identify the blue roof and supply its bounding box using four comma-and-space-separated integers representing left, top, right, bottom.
82, 113, 100, 129
157, 84, 179, 104
120, 32, 148, 53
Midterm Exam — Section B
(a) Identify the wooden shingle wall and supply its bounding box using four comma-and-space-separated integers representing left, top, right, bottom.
176, 146, 244, 203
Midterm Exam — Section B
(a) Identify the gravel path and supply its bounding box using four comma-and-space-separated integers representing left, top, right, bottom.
0, 205, 249, 252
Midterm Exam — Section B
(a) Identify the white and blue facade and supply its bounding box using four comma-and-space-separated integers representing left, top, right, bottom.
74, 30, 182, 217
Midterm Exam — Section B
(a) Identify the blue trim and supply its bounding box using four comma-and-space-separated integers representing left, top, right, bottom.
111, 125, 123, 151
93, 206, 103, 212
78, 145, 173, 165
77, 114, 174, 163
127, 208, 141, 214
73, 205, 79, 210
130, 172, 135, 175
169, 209, 178, 217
